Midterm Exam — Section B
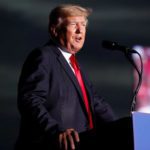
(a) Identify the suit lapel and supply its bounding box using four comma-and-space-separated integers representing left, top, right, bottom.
50, 44, 93, 118
58, 54, 85, 99
51, 45, 84, 100
58, 54, 95, 117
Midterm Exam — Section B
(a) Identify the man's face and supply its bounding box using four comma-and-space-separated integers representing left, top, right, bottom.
58, 16, 87, 54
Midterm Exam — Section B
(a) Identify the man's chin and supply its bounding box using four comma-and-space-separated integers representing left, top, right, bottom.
68, 45, 83, 54
72, 47, 82, 54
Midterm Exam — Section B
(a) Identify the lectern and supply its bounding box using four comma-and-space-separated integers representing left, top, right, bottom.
79, 112, 150, 150
79, 116, 133, 150
132, 111, 150, 150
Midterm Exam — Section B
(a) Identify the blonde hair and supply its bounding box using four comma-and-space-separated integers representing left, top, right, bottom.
49, 4, 92, 37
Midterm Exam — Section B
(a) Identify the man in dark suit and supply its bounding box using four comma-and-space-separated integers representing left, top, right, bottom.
15, 4, 116, 150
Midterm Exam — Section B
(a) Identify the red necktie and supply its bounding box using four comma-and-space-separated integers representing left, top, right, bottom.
70, 55, 94, 129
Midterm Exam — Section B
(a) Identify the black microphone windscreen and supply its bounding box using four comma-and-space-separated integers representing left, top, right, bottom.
102, 40, 119, 50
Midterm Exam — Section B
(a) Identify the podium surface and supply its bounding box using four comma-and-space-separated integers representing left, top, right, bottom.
132, 111, 150, 150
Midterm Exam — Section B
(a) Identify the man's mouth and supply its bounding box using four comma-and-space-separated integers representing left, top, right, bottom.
75, 36, 82, 42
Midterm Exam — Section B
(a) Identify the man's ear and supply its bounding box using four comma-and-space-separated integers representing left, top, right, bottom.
50, 26, 58, 37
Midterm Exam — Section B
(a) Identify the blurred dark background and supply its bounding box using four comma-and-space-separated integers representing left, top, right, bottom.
1, 0, 150, 149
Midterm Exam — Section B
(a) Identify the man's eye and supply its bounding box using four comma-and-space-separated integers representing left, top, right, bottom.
82, 23, 86, 26
69, 22, 76, 26
67, 22, 87, 27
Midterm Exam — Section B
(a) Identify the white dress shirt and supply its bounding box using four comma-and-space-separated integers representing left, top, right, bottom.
58, 47, 75, 73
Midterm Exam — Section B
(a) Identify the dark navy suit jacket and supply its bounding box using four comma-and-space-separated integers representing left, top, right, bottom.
15, 40, 116, 150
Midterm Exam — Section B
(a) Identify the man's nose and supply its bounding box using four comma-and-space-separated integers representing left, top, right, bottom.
76, 24, 83, 33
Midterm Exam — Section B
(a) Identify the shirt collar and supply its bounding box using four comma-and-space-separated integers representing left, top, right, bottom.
58, 47, 72, 63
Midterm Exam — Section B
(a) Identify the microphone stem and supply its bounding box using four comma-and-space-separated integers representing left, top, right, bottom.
124, 50, 143, 112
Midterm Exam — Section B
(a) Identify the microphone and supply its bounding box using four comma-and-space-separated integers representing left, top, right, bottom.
102, 40, 143, 112
102, 40, 134, 53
